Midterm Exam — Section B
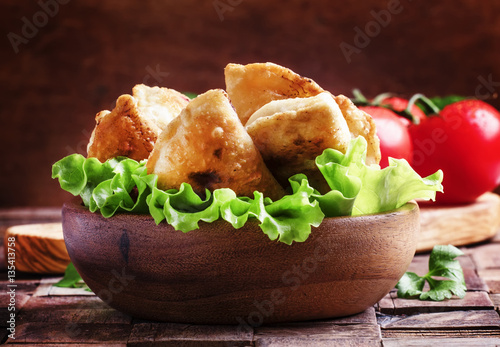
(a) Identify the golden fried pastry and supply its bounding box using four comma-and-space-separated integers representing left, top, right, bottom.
224, 62, 324, 125
146, 89, 285, 200
333, 94, 381, 165
246, 92, 351, 192
87, 85, 189, 162
132, 84, 190, 129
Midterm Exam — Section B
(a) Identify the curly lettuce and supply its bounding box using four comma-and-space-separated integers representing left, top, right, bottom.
52, 155, 153, 217
315, 137, 443, 216
52, 137, 443, 244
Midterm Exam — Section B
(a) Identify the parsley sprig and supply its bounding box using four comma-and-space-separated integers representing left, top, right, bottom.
396, 245, 467, 301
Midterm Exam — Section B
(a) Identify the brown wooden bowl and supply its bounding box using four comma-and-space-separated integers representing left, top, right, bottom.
62, 198, 419, 325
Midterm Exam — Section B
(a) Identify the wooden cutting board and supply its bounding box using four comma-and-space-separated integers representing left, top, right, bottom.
4, 222, 70, 274
417, 192, 500, 253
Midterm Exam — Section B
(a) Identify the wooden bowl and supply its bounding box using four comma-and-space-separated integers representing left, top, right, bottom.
62, 198, 419, 325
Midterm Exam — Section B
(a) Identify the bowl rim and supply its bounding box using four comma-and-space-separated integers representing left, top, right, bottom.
63, 196, 419, 222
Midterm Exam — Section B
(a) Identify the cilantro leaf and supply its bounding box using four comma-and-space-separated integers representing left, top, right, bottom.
396, 245, 467, 301
54, 262, 87, 289
396, 272, 425, 298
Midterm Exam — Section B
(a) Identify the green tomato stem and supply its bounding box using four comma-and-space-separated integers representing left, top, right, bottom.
351, 89, 368, 105
372, 92, 396, 105
407, 93, 441, 116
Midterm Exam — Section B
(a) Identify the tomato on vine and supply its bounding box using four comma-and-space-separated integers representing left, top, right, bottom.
352, 90, 418, 168
410, 98, 500, 203
352, 90, 500, 203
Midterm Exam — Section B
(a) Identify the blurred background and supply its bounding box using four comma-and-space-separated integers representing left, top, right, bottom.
1, 0, 499, 207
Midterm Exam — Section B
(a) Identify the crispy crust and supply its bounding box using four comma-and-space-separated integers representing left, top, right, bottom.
146, 89, 285, 200
87, 95, 157, 162
246, 92, 351, 193
87, 85, 189, 162
225, 62, 324, 125
132, 84, 189, 129
333, 94, 381, 165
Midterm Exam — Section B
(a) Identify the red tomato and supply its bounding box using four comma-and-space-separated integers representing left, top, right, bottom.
359, 106, 413, 168
410, 99, 500, 203
378, 97, 427, 127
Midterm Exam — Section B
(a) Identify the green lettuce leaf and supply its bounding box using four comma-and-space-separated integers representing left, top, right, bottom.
52, 154, 113, 205
255, 175, 324, 245
52, 137, 443, 244
316, 137, 443, 216
219, 194, 255, 228
52, 154, 153, 216
314, 138, 364, 216
146, 175, 323, 244
146, 182, 234, 231
219, 175, 325, 245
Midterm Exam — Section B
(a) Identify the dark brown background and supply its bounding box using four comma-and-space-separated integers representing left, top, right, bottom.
1, 0, 500, 207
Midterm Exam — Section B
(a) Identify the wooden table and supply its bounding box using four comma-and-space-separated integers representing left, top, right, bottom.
1, 208, 500, 346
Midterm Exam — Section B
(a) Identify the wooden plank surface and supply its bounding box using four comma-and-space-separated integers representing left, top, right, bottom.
11, 323, 133, 344
391, 291, 494, 315
489, 293, 500, 312
379, 310, 500, 329
129, 322, 254, 346
254, 323, 381, 347
383, 338, 500, 346
1, 208, 500, 345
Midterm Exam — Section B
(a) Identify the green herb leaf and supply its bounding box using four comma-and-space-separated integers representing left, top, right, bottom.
422, 244, 467, 300
396, 245, 467, 301
54, 262, 86, 288
396, 272, 426, 298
